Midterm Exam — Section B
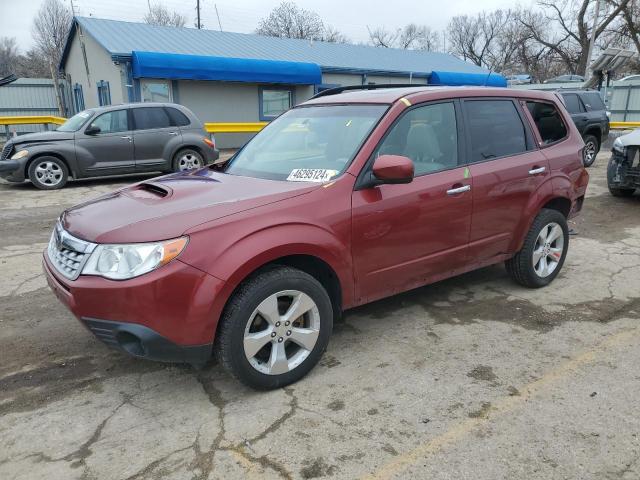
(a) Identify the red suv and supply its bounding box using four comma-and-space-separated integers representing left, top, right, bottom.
43, 86, 588, 389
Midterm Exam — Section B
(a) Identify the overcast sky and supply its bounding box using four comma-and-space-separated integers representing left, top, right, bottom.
1, 0, 533, 52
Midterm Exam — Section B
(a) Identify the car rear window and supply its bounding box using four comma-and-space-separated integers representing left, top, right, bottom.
580, 92, 606, 111
526, 101, 568, 145
465, 100, 528, 162
166, 107, 191, 127
132, 107, 172, 130
560, 93, 584, 114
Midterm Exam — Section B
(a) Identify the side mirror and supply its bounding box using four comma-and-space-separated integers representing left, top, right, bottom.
85, 125, 101, 135
371, 154, 414, 185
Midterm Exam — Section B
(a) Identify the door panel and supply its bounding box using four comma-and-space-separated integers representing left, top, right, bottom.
352, 168, 472, 303
132, 107, 181, 171
75, 109, 134, 176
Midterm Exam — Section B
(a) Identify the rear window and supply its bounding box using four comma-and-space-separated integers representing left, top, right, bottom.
526, 101, 568, 145
132, 107, 172, 130
465, 100, 528, 162
560, 93, 584, 114
166, 107, 191, 127
580, 92, 606, 111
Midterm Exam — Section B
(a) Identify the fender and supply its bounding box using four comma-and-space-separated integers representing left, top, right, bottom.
509, 176, 570, 252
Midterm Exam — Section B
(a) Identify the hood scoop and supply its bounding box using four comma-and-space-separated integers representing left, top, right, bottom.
123, 182, 172, 201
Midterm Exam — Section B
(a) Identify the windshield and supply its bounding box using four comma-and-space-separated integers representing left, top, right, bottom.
56, 110, 93, 132
225, 104, 387, 181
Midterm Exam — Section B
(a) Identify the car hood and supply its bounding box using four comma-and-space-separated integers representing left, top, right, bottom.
617, 129, 640, 147
12, 130, 74, 145
62, 168, 319, 243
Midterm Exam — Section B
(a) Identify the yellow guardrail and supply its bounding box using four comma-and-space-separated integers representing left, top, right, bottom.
610, 121, 640, 130
0, 115, 66, 126
204, 122, 268, 133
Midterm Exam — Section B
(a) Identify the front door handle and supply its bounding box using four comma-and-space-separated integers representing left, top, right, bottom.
446, 184, 471, 195
528, 166, 546, 175
168, 131, 178, 136
121, 135, 132, 142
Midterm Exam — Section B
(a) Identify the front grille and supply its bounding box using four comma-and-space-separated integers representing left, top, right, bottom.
47, 222, 96, 280
1, 142, 13, 162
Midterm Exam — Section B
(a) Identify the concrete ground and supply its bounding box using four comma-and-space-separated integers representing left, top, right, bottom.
1, 153, 639, 480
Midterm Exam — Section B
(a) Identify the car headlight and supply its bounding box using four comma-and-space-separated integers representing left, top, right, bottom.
612, 137, 625, 154
10, 149, 29, 160
81, 236, 188, 280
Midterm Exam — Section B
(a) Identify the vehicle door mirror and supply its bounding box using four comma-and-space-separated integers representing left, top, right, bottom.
85, 125, 101, 135
371, 154, 414, 185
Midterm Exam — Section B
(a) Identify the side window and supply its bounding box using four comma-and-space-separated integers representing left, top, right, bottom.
465, 100, 528, 162
561, 93, 584, 114
132, 107, 172, 130
166, 107, 190, 127
526, 101, 568, 145
88, 110, 128, 134
581, 92, 606, 111
375, 102, 458, 176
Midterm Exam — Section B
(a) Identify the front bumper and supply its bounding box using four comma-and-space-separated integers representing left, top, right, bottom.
43, 252, 226, 364
0, 159, 23, 181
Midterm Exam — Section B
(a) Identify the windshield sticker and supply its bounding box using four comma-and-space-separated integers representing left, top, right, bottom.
287, 169, 338, 182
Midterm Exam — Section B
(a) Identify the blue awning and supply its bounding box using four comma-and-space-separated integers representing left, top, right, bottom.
131, 51, 322, 85
429, 71, 507, 88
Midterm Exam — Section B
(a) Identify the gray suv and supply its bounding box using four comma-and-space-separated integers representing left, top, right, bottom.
0, 103, 219, 189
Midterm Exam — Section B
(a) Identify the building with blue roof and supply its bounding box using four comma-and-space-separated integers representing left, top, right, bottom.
60, 16, 496, 147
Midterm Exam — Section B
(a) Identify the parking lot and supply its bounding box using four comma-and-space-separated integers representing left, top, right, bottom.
1, 152, 639, 480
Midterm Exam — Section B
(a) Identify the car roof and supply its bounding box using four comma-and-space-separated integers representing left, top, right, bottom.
86, 102, 184, 113
301, 86, 560, 106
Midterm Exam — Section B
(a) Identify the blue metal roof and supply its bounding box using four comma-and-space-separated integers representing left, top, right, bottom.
64, 17, 488, 77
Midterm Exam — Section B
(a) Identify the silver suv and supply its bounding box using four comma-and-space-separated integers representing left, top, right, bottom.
0, 102, 219, 189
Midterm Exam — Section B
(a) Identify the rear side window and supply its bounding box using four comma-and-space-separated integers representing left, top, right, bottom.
166, 107, 191, 127
560, 93, 584, 114
526, 101, 568, 145
465, 100, 528, 162
132, 107, 172, 130
580, 92, 606, 111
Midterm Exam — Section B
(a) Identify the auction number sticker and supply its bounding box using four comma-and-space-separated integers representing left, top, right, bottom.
286, 168, 338, 182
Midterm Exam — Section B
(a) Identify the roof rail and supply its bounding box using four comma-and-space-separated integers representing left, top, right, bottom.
311, 83, 423, 99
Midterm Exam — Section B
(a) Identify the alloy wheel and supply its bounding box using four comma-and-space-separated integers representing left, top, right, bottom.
178, 153, 202, 171
243, 290, 321, 375
584, 141, 596, 165
532, 222, 564, 278
34, 161, 63, 187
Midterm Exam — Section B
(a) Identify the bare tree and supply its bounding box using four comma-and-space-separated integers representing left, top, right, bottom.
17, 49, 50, 77
368, 24, 439, 50
0, 37, 19, 77
256, 1, 325, 40
323, 25, 349, 43
144, 1, 186, 28
618, 0, 640, 54
368, 27, 399, 48
32, 0, 72, 115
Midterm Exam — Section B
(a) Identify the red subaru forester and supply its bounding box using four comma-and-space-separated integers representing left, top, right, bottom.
43, 86, 588, 389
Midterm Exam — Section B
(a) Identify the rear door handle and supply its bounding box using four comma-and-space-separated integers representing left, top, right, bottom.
168, 131, 178, 136
446, 185, 471, 195
120, 135, 132, 142
528, 166, 546, 175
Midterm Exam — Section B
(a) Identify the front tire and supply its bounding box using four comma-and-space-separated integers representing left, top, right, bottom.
173, 149, 203, 172
215, 266, 333, 390
28, 156, 69, 190
506, 208, 569, 288
582, 134, 599, 167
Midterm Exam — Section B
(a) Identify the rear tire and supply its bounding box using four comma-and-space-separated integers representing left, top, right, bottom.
172, 148, 203, 172
506, 208, 569, 288
582, 134, 599, 167
215, 266, 333, 390
28, 156, 69, 190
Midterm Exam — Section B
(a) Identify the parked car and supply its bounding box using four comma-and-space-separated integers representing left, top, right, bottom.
43, 86, 588, 389
608, 130, 640, 196
545, 75, 585, 84
556, 90, 609, 166
619, 74, 640, 82
0, 103, 218, 189
506, 74, 533, 85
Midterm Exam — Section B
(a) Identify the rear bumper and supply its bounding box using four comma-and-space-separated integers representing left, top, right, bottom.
82, 317, 212, 364
43, 252, 226, 363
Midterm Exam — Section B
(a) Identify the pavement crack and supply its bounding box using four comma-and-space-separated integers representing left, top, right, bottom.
246, 387, 298, 446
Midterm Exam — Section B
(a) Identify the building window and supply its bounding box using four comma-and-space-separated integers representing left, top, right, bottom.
97, 80, 111, 106
141, 80, 171, 103
259, 87, 294, 120
73, 83, 85, 112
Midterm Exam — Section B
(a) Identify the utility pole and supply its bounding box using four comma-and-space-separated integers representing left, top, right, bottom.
585, 0, 602, 75
196, 0, 201, 29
